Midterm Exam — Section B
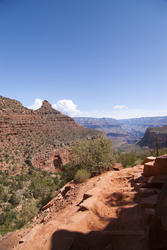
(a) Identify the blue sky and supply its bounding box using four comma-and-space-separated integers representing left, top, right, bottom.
0, 0, 167, 118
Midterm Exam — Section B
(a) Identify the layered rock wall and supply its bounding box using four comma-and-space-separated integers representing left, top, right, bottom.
0, 96, 102, 172
138, 127, 167, 149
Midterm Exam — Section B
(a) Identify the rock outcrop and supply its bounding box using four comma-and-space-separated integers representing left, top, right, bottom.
143, 155, 167, 177
138, 126, 167, 149
0, 96, 102, 172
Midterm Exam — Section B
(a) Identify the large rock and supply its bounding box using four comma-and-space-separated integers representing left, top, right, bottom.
142, 156, 156, 165
144, 155, 167, 177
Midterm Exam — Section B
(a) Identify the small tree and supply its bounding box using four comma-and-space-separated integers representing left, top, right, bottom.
61, 137, 114, 183
70, 137, 114, 175
117, 152, 138, 168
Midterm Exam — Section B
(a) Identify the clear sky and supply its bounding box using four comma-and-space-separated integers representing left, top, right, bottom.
0, 0, 167, 119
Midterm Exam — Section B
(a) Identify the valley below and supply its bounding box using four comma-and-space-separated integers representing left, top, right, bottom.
75, 116, 167, 149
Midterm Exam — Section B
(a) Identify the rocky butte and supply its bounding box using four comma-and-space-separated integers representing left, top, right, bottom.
138, 126, 167, 149
0, 96, 102, 173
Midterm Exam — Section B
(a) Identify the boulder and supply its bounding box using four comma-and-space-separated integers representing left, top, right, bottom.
113, 163, 123, 171
142, 156, 156, 165
143, 161, 156, 177
144, 155, 167, 177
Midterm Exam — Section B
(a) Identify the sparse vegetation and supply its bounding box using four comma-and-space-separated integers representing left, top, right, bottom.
60, 137, 114, 184
116, 147, 167, 168
0, 166, 61, 236
116, 152, 139, 168
74, 169, 91, 183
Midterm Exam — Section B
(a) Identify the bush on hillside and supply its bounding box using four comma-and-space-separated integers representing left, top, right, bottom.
0, 166, 61, 236
17, 202, 38, 228
9, 193, 20, 206
61, 137, 114, 183
74, 169, 91, 183
116, 152, 139, 168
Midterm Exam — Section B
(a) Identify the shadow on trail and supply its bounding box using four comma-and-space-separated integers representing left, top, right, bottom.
50, 178, 149, 250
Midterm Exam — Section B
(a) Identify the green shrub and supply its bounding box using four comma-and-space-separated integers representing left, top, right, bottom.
117, 152, 138, 168
0, 185, 4, 200
0, 210, 17, 235
17, 202, 38, 228
0, 165, 61, 236
74, 169, 91, 183
61, 137, 114, 183
2, 192, 8, 202
29, 172, 57, 208
9, 193, 20, 206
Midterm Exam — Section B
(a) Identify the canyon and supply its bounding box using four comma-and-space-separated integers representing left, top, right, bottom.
75, 116, 167, 148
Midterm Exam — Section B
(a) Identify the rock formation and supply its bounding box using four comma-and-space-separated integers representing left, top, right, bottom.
143, 155, 167, 177
138, 126, 167, 149
0, 96, 102, 173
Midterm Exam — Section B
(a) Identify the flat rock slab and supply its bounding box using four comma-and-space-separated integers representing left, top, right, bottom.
144, 156, 167, 177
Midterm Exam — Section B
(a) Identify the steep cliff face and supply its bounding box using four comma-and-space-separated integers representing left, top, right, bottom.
138, 126, 167, 149
0, 96, 101, 172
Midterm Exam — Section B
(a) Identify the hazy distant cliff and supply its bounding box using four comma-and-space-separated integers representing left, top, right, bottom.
138, 126, 167, 148
75, 116, 167, 147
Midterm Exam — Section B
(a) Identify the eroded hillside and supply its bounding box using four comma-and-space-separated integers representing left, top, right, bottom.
0, 96, 102, 173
